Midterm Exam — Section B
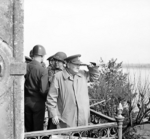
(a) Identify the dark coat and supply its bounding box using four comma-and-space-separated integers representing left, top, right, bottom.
25, 60, 49, 104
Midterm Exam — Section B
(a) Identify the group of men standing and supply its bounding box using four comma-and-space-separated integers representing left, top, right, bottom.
24, 44, 100, 132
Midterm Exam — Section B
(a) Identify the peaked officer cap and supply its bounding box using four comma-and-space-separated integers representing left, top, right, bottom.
65, 54, 85, 65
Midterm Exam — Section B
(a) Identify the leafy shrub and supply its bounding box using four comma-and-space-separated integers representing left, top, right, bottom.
89, 58, 134, 117
89, 58, 150, 139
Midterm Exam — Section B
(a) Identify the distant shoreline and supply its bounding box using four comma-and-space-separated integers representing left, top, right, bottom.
122, 64, 150, 68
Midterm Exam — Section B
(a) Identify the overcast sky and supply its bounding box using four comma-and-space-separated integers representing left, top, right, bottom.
24, 0, 150, 65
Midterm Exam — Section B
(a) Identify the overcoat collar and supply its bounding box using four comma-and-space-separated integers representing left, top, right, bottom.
62, 68, 82, 80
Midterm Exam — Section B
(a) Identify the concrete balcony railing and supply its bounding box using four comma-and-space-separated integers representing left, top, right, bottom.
24, 103, 124, 139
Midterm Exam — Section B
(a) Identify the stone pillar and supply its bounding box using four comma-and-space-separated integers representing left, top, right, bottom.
0, 0, 24, 139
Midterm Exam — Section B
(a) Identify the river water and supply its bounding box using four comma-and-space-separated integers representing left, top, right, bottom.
123, 67, 150, 86
123, 67, 150, 106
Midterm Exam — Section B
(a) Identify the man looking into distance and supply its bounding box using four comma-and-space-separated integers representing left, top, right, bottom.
46, 54, 99, 128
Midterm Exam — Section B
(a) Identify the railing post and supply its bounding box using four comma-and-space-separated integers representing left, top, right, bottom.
115, 103, 124, 139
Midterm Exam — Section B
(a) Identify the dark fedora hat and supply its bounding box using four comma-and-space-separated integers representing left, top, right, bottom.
65, 54, 86, 65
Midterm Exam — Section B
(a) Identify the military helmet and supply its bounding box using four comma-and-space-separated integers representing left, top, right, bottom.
32, 45, 46, 56
53, 52, 67, 63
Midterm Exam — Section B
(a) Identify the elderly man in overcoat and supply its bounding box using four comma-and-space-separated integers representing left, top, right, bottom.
46, 54, 99, 128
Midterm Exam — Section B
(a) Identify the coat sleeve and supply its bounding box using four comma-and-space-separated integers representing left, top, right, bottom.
40, 68, 49, 99
46, 75, 59, 118
85, 66, 100, 82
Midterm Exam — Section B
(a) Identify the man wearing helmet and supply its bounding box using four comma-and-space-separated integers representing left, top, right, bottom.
24, 45, 49, 132
29, 49, 46, 68
48, 52, 67, 83
46, 51, 67, 129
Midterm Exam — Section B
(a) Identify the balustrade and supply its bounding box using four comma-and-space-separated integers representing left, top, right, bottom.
24, 103, 124, 139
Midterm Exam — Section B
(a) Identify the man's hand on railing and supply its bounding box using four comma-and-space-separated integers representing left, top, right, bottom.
52, 116, 59, 125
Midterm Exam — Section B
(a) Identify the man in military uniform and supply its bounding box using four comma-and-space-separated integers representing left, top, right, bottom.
47, 51, 67, 129
29, 49, 46, 68
46, 54, 99, 128
24, 45, 49, 132
47, 52, 67, 84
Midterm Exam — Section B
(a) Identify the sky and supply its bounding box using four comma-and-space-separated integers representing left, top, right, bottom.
24, 0, 150, 65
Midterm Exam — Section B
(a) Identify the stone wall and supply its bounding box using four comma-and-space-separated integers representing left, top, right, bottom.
0, 0, 24, 139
